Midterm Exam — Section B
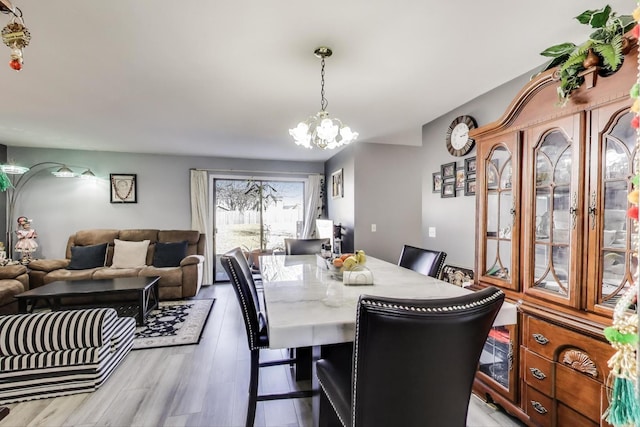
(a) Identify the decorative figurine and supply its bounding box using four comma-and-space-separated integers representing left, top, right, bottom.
14, 216, 37, 264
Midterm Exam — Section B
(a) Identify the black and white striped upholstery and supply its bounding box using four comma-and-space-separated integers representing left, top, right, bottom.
316, 286, 505, 427
0, 308, 135, 404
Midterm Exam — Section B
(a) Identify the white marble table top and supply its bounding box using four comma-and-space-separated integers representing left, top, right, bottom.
260, 254, 517, 349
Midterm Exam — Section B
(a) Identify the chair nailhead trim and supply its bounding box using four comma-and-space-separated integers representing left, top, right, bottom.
359, 289, 503, 313
317, 376, 347, 427
223, 257, 262, 351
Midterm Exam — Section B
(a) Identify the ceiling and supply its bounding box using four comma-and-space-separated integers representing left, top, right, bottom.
0, 0, 633, 162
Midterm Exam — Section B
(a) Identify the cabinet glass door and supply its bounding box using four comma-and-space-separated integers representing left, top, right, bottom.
477, 132, 520, 290
524, 115, 582, 307
477, 324, 519, 401
588, 104, 637, 312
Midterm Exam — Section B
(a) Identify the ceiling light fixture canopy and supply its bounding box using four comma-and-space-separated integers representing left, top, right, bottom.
289, 47, 358, 150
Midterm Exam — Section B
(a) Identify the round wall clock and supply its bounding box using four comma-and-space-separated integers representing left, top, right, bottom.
445, 115, 477, 157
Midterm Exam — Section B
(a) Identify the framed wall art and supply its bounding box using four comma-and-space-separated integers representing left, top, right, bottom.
455, 168, 465, 191
464, 156, 476, 175
441, 181, 456, 198
441, 162, 456, 179
331, 168, 344, 199
465, 178, 476, 196
110, 173, 137, 203
432, 172, 442, 193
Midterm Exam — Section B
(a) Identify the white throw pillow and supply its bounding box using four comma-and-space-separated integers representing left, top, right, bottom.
111, 239, 150, 269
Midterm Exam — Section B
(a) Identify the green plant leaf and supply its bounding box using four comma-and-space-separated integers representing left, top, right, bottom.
540, 42, 576, 58
576, 8, 598, 25
588, 5, 611, 28
560, 51, 587, 74
542, 55, 570, 71
593, 35, 622, 70
620, 15, 636, 33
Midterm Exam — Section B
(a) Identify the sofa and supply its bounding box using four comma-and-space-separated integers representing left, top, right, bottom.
0, 308, 135, 404
0, 265, 29, 315
28, 229, 206, 300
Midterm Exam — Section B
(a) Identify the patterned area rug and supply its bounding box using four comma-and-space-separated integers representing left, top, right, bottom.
133, 299, 214, 350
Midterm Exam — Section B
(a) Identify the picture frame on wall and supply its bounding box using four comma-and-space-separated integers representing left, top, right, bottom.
110, 174, 137, 203
441, 181, 456, 198
465, 178, 476, 196
432, 172, 442, 193
331, 168, 344, 199
464, 157, 476, 175
441, 162, 456, 179
455, 168, 465, 191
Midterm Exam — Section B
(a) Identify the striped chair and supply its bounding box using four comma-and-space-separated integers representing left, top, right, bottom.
0, 308, 135, 404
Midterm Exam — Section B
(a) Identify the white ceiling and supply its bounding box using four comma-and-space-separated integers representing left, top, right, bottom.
0, 0, 633, 162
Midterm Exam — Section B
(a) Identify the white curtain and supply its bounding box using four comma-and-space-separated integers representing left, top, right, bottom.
190, 170, 213, 285
302, 174, 324, 238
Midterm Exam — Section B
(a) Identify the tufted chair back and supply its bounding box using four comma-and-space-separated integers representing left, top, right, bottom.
284, 238, 330, 255
221, 247, 267, 351
398, 244, 447, 278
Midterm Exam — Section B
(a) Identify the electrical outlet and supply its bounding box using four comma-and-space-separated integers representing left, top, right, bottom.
371, 224, 377, 232
428, 227, 436, 238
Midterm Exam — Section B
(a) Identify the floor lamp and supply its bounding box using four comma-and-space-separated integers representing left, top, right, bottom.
1, 162, 96, 260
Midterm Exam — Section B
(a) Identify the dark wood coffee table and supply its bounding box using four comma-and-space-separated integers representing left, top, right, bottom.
15, 277, 160, 325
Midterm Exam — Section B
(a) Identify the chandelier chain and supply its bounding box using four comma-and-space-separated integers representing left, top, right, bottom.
320, 57, 328, 112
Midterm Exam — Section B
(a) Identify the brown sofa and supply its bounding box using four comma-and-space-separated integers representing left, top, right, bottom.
28, 229, 206, 300
0, 265, 29, 314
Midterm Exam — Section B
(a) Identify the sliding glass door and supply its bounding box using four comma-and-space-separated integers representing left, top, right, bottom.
214, 178, 304, 281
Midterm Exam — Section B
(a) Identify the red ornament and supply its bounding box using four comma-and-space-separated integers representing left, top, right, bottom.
633, 24, 640, 39
632, 115, 640, 129
9, 58, 21, 71
628, 206, 639, 220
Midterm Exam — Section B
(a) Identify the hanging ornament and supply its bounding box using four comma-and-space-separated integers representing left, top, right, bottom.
1, 10, 29, 71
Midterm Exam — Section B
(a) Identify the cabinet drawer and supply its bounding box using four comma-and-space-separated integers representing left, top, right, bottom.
556, 363, 601, 422
523, 348, 553, 396
524, 385, 552, 427
557, 402, 598, 427
525, 316, 613, 380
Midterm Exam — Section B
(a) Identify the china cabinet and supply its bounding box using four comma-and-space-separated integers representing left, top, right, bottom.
471, 42, 638, 426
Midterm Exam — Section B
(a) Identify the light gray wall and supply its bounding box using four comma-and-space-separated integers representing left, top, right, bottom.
325, 145, 355, 253
7, 147, 323, 259
420, 70, 536, 268
353, 143, 422, 263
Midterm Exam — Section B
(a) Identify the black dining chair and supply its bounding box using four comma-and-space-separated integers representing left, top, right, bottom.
316, 286, 505, 427
284, 237, 330, 255
398, 244, 447, 278
221, 247, 312, 427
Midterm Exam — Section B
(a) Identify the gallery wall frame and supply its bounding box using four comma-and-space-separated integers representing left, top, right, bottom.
110, 173, 137, 203
441, 162, 456, 179
441, 181, 456, 198
432, 172, 442, 193
331, 168, 344, 199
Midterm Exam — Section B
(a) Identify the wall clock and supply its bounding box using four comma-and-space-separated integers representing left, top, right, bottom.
445, 115, 477, 157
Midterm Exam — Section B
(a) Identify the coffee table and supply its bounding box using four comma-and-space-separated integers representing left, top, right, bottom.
15, 277, 160, 325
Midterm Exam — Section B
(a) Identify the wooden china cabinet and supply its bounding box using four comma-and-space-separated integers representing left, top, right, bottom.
471, 43, 638, 426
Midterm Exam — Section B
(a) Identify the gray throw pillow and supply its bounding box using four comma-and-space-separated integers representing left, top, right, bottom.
153, 241, 188, 267
67, 243, 108, 270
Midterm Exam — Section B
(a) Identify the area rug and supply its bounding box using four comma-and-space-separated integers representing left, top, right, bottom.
132, 298, 214, 350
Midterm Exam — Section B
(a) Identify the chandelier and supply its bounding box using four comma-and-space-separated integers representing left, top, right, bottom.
289, 47, 358, 150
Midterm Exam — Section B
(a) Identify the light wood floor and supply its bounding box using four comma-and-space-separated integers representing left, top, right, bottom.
1, 283, 524, 427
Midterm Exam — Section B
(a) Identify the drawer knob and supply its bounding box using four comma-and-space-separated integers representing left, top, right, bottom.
532, 333, 549, 345
531, 400, 548, 415
529, 367, 546, 380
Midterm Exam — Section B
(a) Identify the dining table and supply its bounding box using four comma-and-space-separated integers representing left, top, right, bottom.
260, 254, 517, 349
259, 253, 518, 426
